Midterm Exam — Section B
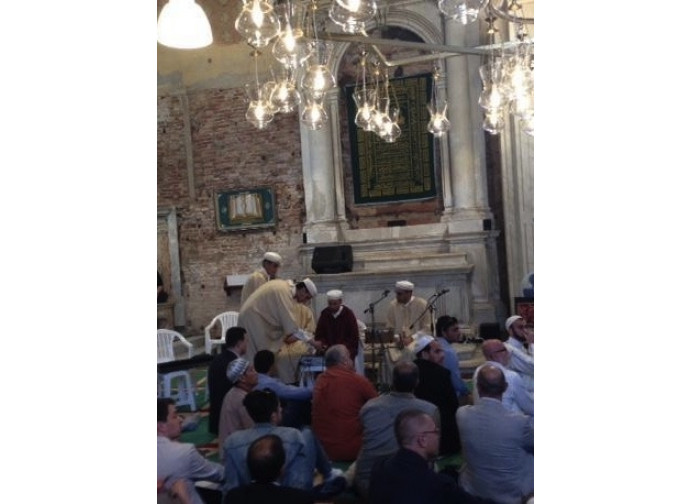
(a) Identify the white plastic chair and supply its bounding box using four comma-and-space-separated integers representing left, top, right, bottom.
157, 329, 197, 411
204, 311, 239, 355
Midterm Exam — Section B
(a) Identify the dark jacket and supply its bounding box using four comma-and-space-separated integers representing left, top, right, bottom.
414, 358, 461, 455
369, 448, 468, 504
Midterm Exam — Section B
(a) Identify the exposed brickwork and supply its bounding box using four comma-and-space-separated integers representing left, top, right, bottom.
158, 87, 306, 333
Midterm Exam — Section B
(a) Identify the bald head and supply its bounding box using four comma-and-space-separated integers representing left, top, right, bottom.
476, 364, 507, 399
481, 339, 509, 366
392, 361, 419, 393
247, 434, 285, 484
324, 344, 352, 369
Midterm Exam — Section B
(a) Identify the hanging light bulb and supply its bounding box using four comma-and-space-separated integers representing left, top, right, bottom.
300, 99, 328, 130
270, 69, 302, 113
380, 108, 402, 143
328, 0, 377, 34
353, 51, 377, 131
235, 0, 281, 48
245, 50, 274, 129
300, 42, 336, 100
427, 66, 451, 137
157, 0, 213, 49
482, 108, 504, 135
272, 0, 312, 69
438, 0, 488, 24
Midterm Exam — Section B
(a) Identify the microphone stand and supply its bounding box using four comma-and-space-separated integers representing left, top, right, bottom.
364, 291, 389, 389
409, 291, 447, 336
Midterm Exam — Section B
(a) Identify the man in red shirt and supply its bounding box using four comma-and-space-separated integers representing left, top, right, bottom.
311, 344, 378, 461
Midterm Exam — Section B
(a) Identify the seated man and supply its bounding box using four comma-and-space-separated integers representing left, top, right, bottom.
157, 398, 224, 504
312, 344, 378, 461
368, 409, 469, 504
354, 361, 440, 499
223, 434, 314, 504
473, 339, 533, 417
207, 327, 247, 435
412, 334, 460, 456
435, 315, 471, 401
456, 364, 534, 504
504, 315, 534, 394
218, 358, 259, 458
254, 349, 313, 428
223, 389, 346, 497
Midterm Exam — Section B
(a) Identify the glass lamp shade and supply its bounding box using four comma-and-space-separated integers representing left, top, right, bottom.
245, 83, 274, 129
379, 109, 402, 143
300, 64, 336, 100
300, 101, 328, 130
328, 0, 377, 34
437, 0, 488, 24
270, 77, 302, 113
272, 25, 312, 69
482, 109, 505, 135
427, 102, 451, 137
235, 0, 281, 48
157, 0, 213, 49
246, 100, 275, 129
353, 88, 377, 130
478, 83, 505, 111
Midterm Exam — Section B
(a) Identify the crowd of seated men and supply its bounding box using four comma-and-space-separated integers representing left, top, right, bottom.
157, 313, 534, 504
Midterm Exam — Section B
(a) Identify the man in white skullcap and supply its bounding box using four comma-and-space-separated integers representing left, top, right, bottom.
274, 280, 318, 384
385, 280, 432, 344
240, 252, 283, 308
238, 277, 318, 370
313, 289, 361, 360
504, 315, 534, 394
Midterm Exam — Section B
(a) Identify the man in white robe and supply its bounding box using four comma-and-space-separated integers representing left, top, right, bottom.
240, 251, 282, 307
382, 281, 432, 386
238, 277, 317, 363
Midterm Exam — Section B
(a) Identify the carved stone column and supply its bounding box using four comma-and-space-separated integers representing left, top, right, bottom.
299, 88, 346, 243
443, 19, 493, 231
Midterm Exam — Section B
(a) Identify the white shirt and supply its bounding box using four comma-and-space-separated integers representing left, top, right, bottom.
505, 336, 534, 394
473, 361, 533, 416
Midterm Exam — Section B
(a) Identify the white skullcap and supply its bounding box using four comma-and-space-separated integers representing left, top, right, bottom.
263, 252, 282, 265
505, 315, 524, 331
326, 289, 343, 300
395, 280, 414, 291
411, 333, 435, 355
226, 358, 250, 384
302, 278, 317, 297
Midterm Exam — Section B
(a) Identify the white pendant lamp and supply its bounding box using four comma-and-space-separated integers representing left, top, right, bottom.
157, 0, 213, 49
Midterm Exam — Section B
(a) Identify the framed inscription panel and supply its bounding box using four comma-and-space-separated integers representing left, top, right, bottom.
215, 187, 276, 231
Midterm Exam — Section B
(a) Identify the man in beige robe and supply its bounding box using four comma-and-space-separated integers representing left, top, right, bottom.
238, 277, 317, 363
240, 252, 282, 307
274, 301, 317, 384
386, 280, 431, 339
382, 280, 432, 386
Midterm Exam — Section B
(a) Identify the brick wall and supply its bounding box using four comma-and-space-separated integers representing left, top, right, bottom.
158, 87, 306, 334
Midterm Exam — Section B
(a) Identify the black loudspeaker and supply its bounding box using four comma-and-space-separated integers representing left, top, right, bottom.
311, 245, 353, 274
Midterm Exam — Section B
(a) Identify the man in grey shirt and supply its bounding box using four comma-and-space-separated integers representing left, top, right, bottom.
353, 361, 440, 499
157, 398, 225, 504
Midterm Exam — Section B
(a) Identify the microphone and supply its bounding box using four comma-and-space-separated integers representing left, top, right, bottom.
383, 289, 390, 297
438, 288, 449, 295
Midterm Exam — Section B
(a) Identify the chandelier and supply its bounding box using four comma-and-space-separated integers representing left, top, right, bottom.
157, 0, 534, 137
